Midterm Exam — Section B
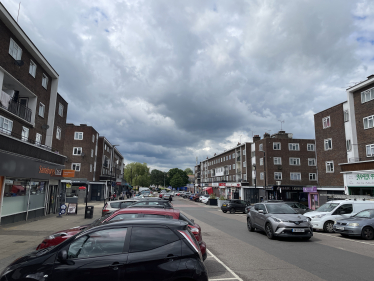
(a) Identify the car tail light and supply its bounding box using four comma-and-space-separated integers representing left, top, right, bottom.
102, 204, 110, 213
178, 230, 202, 261
188, 226, 201, 242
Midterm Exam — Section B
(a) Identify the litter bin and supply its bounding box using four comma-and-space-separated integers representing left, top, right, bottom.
85, 206, 94, 219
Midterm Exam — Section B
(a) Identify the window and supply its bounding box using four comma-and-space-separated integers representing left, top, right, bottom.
290, 172, 301, 180
274, 172, 282, 180
324, 138, 332, 150
344, 110, 349, 122
307, 144, 315, 151
273, 142, 281, 150
289, 158, 300, 165
233, 164, 236, 169
38, 103, 45, 117
229, 155, 231, 160
74, 132, 83, 140
243, 174, 247, 180
326, 161, 334, 173
361, 88, 374, 103
226, 156, 228, 160
229, 165, 231, 170
9, 38, 22, 60
309, 173, 317, 181
346, 139, 351, 151
35, 133, 42, 145
21, 127, 29, 141
104, 144, 107, 150
129, 227, 179, 253
288, 143, 300, 151
68, 228, 127, 259
366, 144, 374, 157
221, 158, 223, 162
308, 158, 316, 166
363, 115, 374, 129
333, 204, 353, 215
56, 126, 61, 140
251, 151, 255, 157
90, 164, 92, 172
72, 163, 81, 171
259, 144, 263, 151
42, 74, 48, 89
0, 115, 13, 135
92, 134, 95, 143
323, 116, 331, 129
91, 149, 94, 157
58, 103, 64, 117
29, 60, 37, 77
243, 150, 246, 155
274, 157, 282, 165
243, 161, 246, 167
260, 158, 263, 166
260, 172, 264, 180
73, 147, 82, 155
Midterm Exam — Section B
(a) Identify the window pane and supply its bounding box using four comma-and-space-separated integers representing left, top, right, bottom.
369, 117, 373, 129
110, 213, 138, 222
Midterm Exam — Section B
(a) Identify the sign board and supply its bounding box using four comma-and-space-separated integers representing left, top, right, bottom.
62, 170, 75, 178
67, 203, 77, 215
219, 183, 226, 186
212, 183, 219, 187
226, 183, 241, 187
346, 173, 374, 187
60, 204, 67, 215
303, 186, 317, 193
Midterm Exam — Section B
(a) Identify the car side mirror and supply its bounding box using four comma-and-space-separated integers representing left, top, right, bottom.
58, 250, 68, 262
191, 219, 195, 223
258, 210, 264, 214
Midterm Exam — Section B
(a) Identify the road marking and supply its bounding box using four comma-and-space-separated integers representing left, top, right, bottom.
207, 249, 243, 281
315, 232, 374, 246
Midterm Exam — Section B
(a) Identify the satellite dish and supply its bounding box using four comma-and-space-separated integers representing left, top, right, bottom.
41, 124, 49, 130
81, 153, 85, 157
15, 60, 24, 67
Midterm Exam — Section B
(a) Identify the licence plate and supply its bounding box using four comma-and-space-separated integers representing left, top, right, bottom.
335, 226, 344, 230
223, 204, 227, 207
292, 229, 305, 232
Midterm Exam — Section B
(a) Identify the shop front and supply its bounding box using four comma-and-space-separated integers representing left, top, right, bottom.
303, 186, 319, 210
267, 185, 308, 206
344, 172, 374, 197
0, 151, 65, 225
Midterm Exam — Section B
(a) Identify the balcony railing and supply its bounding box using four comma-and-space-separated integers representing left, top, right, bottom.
0, 94, 32, 123
348, 157, 369, 163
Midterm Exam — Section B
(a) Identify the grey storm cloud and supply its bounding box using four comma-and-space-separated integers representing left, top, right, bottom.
4, 0, 374, 170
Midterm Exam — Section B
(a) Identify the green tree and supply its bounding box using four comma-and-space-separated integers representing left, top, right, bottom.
150, 169, 166, 187
124, 162, 150, 186
168, 168, 189, 186
170, 173, 185, 188
184, 168, 193, 175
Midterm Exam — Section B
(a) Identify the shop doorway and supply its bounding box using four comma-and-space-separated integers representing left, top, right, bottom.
244, 188, 259, 204
91, 184, 103, 201
46, 185, 58, 214
309, 193, 319, 210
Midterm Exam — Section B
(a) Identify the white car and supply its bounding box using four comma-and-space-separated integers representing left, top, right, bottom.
102, 199, 139, 216
199, 194, 209, 203
201, 196, 209, 204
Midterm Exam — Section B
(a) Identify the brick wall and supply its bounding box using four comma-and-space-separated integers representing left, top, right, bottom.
53, 93, 68, 154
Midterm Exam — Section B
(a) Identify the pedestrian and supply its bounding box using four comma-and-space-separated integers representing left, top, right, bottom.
126, 190, 130, 199
109, 191, 112, 201
113, 193, 116, 200
168, 194, 172, 203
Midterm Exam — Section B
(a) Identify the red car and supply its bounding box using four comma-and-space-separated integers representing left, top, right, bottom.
159, 193, 164, 198
36, 208, 207, 260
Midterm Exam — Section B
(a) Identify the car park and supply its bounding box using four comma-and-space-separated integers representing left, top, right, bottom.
6, 219, 208, 281
333, 209, 374, 240
221, 199, 250, 214
284, 201, 311, 214
304, 200, 374, 233
247, 202, 313, 240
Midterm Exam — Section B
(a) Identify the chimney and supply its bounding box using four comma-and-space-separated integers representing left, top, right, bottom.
263, 132, 270, 139
253, 135, 261, 142
367, 74, 374, 80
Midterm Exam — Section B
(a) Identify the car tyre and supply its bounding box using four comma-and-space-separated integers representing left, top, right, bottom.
222, 210, 227, 213
265, 223, 275, 240
230, 208, 235, 214
247, 218, 255, 232
361, 226, 374, 240
323, 221, 335, 233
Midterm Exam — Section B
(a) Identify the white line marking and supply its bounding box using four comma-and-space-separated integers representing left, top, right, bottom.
210, 278, 239, 281
207, 249, 243, 281
315, 232, 374, 246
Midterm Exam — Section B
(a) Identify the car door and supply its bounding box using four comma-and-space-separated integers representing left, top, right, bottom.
51, 228, 128, 281
332, 204, 353, 220
240, 200, 247, 212
126, 226, 182, 281
256, 204, 267, 230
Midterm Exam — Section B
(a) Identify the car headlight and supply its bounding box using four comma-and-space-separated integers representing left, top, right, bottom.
313, 214, 326, 219
46, 232, 67, 240
348, 223, 360, 227
272, 217, 283, 222
334, 221, 337, 224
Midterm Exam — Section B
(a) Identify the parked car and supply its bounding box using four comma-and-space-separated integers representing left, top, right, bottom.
199, 194, 209, 202
189, 193, 195, 200
183, 192, 191, 198
245, 205, 252, 214
284, 202, 311, 214
128, 199, 173, 209
193, 194, 202, 202
8, 220, 208, 281
201, 196, 210, 204
247, 202, 313, 240
333, 209, 374, 239
221, 200, 250, 214
163, 193, 172, 201
102, 199, 139, 216
305, 200, 374, 233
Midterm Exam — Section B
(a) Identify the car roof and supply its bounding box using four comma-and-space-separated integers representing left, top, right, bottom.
112, 208, 179, 216
138, 198, 165, 201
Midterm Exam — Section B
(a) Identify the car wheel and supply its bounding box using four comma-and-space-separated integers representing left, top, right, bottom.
361, 226, 374, 240
230, 208, 235, 214
247, 218, 255, 232
323, 221, 335, 233
222, 210, 227, 213
265, 223, 275, 240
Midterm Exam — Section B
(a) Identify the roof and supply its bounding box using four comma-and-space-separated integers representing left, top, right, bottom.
111, 207, 180, 216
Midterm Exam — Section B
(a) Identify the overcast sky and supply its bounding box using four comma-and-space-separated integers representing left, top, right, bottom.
4, 0, 374, 171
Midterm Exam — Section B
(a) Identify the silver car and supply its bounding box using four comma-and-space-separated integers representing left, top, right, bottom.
333, 209, 374, 240
247, 203, 313, 240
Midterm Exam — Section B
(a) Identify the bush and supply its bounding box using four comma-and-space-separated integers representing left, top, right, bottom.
219, 195, 226, 200
209, 194, 217, 199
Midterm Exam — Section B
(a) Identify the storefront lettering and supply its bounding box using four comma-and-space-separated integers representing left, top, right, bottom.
356, 174, 374, 181
39, 166, 55, 176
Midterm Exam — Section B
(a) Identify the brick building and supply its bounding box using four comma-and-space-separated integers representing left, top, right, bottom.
0, 3, 67, 224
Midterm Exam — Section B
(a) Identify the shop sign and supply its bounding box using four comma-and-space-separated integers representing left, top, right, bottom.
62, 170, 75, 178
66, 183, 72, 189
116, 182, 121, 185
303, 186, 317, 193
347, 173, 374, 187
226, 183, 241, 187
5, 179, 13, 184
219, 183, 226, 186
212, 183, 219, 187
277, 186, 303, 191
55, 169, 62, 176
39, 166, 56, 176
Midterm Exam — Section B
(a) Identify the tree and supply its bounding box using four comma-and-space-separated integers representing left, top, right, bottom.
184, 168, 193, 175
124, 162, 150, 187
170, 173, 185, 189
168, 168, 189, 186
150, 169, 165, 187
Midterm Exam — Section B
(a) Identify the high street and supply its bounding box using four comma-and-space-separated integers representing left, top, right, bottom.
173, 197, 374, 281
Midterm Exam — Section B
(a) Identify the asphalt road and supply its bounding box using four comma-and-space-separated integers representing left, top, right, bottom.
173, 197, 374, 281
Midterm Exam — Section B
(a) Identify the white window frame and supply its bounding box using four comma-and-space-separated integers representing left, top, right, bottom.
307, 144, 315, 151
233, 164, 236, 169
260, 158, 263, 166
308, 158, 316, 166
259, 144, 263, 151
0, 115, 13, 135
324, 138, 332, 150
42, 73, 48, 89
9, 38, 22, 60
290, 172, 301, 181
344, 110, 349, 122
361, 88, 374, 103
56, 126, 61, 140
21, 126, 29, 141
274, 172, 282, 180
29, 59, 37, 77
229, 155, 231, 160
323, 116, 331, 129
260, 172, 264, 180
74, 132, 83, 140
91, 149, 94, 157
363, 115, 374, 130
346, 139, 351, 151
289, 158, 300, 166
273, 157, 282, 165
326, 161, 334, 173
288, 143, 300, 151
243, 149, 246, 155
309, 173, 317, 181
90, 164, 92, 173
92, 134, 95, 143
36, 133, 42, 145
58, 103, 64, 117
273, 142, 281, 150
243, 161, 246, 167
366, 144, 374, 157
73, 147, 82, 155
72, 163, 81, 171
38, 103, 45, 118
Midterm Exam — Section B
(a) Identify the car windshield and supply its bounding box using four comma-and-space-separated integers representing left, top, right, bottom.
266, 204, 297, 214
353, 209, 374, 219
315, 203, 339, 212
91, 212, 113, 227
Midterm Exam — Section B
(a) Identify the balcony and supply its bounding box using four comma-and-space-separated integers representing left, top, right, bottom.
5, 99, 32, 122
237, 156, 241, 161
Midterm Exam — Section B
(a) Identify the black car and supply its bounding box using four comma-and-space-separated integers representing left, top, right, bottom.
0, 220, 208, 281
221, 199, 250, 214
128, 199, 173, 209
